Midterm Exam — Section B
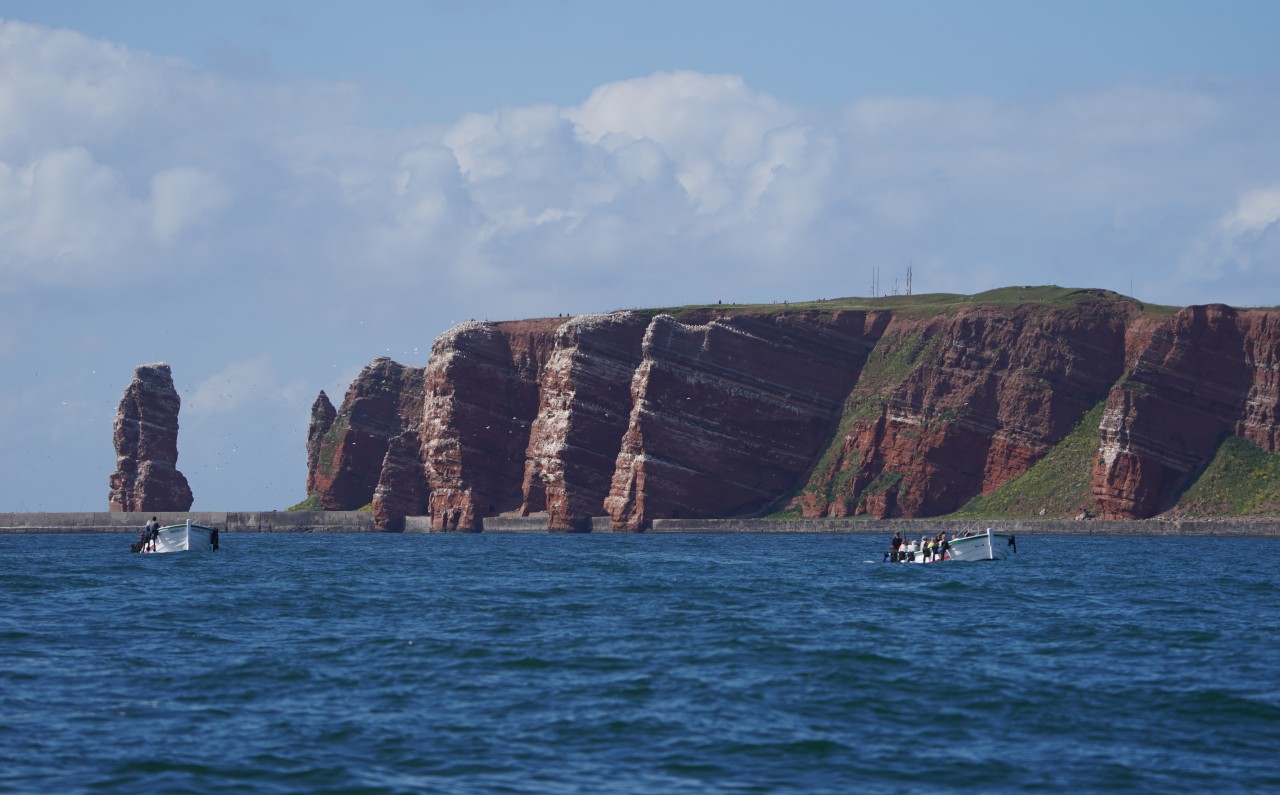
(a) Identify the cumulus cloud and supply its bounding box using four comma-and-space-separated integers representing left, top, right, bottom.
2, 18, 1280, 309
0, 147, 136, 285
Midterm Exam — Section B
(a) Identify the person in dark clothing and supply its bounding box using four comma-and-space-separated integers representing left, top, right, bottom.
133, 517, 160, 552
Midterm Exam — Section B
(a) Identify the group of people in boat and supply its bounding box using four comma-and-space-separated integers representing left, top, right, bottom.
884, 529, 980, 563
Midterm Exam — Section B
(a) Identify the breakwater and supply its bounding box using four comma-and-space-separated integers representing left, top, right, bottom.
0, 512, 376, 534
3, 513, 1278, 536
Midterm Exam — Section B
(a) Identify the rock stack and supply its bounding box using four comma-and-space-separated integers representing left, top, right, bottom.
108, 362, 194, 512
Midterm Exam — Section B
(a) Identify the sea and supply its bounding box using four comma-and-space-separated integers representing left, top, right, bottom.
2, 532, 1278, 795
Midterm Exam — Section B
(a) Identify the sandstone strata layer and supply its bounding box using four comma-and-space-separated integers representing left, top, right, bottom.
300, 289, 1280, 529
520, 312, 649, 531
793, 298, 1132, 518
419, 319, 563, 530
605, 310, 888, 529
1092, 305, 1280, 517
109, 363, 194, 512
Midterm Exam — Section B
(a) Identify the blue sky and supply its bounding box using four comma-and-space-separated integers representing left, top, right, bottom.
1, 1, 1279, 512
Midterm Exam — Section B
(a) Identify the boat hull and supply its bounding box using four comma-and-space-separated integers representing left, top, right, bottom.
138, 523, 218, 553
945, 531, 1016, 561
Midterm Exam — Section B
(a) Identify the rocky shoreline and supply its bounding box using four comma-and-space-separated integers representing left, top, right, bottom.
2, 512, 1278, 536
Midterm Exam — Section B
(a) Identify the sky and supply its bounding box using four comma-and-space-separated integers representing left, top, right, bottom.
1, 0, 1279, 512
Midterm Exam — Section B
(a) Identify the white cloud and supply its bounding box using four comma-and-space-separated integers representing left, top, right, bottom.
1223, 188, 1280, 237
150, 167, 231, 244
1181, 186, 1280, 290
2, 18, 1279, 309
0, 146, 138, 284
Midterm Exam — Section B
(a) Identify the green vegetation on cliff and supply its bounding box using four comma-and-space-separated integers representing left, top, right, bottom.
1170, 436, 1280, 517
288, 494, 322, 511
628, 285, 1168, 323
951, 401, 1107, 519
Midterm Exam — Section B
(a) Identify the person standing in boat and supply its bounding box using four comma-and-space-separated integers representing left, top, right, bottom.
134, 517, 159, 552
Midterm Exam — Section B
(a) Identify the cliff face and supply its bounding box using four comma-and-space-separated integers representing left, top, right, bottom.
304, 391, 336, 497
300, 289, 1280, 528
521, 312, 649, 531
109, 363, 193, 512
421, 319, 563, 530
372, 430, 429, 530
792, 299, 1132, 518
604, 310, 889, 530
307, 358, 425, 511
1092, 305, 1280, 517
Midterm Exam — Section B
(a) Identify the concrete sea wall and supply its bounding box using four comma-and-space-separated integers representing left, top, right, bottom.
1, 513, 1278, 536
0, 512, 377, 534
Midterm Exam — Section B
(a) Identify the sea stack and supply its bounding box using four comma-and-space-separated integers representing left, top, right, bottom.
108, 362, 194, 512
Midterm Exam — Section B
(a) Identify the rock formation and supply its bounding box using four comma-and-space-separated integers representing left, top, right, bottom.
300, 288, 1280, 529
307, 358, 425, 511
605, 310, 889, 529
421, 319, 562, 530
792, 297, 1132, 518
372, 430, 429, 530
521, 312, 649, 531
1092, 305, 1280, 517
305, 390, 337, 497
108, 362, 194, 512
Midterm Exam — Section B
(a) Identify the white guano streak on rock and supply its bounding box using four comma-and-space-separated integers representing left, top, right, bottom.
1096, 404, 1129, 466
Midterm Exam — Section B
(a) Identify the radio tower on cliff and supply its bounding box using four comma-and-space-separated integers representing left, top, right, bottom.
906, 262, 913, 296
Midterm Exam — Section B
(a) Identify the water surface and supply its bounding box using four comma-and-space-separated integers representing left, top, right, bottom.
2, 533, 1278, 793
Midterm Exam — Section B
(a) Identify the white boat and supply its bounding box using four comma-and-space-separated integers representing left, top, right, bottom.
886, 527, 1016, 563
944, 527, 1016, 561
134, 519, 220, 553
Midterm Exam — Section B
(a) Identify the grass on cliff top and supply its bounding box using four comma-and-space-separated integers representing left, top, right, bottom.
950, 401, 1107, 519
1168, 436, 1280, 517
627, 285, 1171, 322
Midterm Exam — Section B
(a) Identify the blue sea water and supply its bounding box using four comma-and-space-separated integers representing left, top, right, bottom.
2, 533, 1279, 794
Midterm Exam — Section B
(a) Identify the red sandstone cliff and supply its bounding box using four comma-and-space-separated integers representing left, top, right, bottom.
420, 319, 563, 530
305, 390, 337, 497
604, 310, 889, 530
1092, 305, 1280, 517
307, 358, 425, 511
109, 363, 193, 512
791, 296, 1133, 518
301, 289, 1280, 529
520, 312, 649, 531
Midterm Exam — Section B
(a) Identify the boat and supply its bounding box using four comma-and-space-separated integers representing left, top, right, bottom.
886, 527, 1016, 563
133, 519, 220, 553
